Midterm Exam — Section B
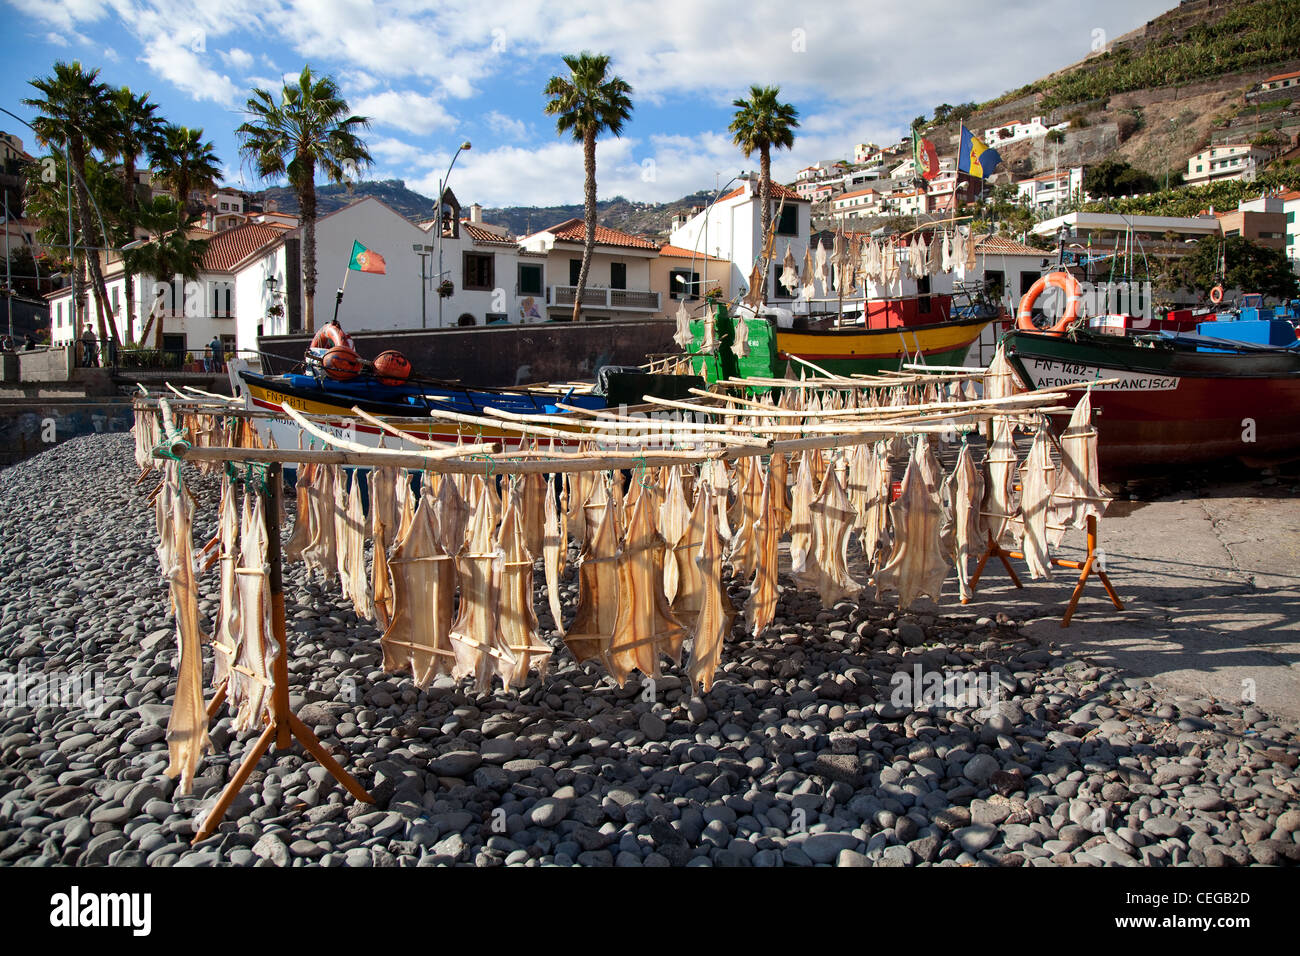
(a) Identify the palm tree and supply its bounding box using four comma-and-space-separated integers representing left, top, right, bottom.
729, 85, 800, 268
236, 66, 372, 332
24, 61, 117, 347
150, 124, 221, 218
123, 195, 209, 350
103, 87, 163, 339
544, 53, 633, 321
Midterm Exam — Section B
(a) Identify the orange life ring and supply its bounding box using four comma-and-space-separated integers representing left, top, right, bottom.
1209, 285, 1224, 305
310, 323, 355, 352
1016, 271, 1083, 333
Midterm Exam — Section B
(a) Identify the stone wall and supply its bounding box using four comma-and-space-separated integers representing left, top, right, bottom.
0, 399, 135, 468
259, 319, 680, 387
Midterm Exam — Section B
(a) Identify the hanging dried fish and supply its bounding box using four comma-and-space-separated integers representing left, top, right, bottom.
658, 466, 692, 603
565, 494, 620, 664
231, 491, 276, 734
780, 242, 800, 296
795, 461, 862, 608
673, 298, 694, 350
801, 245, 816, 301
301, 464, 339, 583
1017, 427, 1056, 580
381, 492, 456, 686
542, 473, 567, 636
449, 501, 513, 693
605, 493, 686, 686
1050, 389, 1109, 544
728, 455, 765, 578
338, 474, 372, 619
434, 470, 470, 557
732, 312, 751, 358
284, 464, 315, 562
669, 478, 710, 619
743, 471, 782, 637
686, 486, 736, 694
983, 415, 1018, 547
211, 474, 241, 694
788, 450, 818, 580
768, 451, 791, 535
856, 441, 892, 570
498, 496, 551, 686
874, 440, 950, 609
368, 466, 401, 629
943, 442, 985, 602
158, 462, 211, 796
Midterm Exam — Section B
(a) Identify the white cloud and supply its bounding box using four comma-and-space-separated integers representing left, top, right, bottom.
138, 34, 241, 105
11, 0, 109, 35
352, 89, 455, 136
370, 136, 425, 165
102, 46, 120, 62
485, 111, 528, 141
220, 47, 255, 71
44, 32, 69, 47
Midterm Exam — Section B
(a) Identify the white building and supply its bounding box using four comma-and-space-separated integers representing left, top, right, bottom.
667, 178, 812, 304
1258, 70, 1300, 94
984, 115, 1070, 146
1016, 166, 1087, 211
1184, 144, 1273, 187
1281, 189, 1300, 274
830, 188, 886, 220
854, 142, 884, 165
519, 218, 661, 321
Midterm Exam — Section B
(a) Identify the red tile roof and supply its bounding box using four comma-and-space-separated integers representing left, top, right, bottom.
835, 188, 879, 201
657, 244, 730, 262
717, 181, 807, 204
545, 218, 659, 250
200, 223, 285, 272
462, 222, 517, 245
1263, 69, 1300, 84
974, 234, 1050, 257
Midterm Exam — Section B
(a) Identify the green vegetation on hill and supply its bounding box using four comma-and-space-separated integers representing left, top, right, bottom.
1033, 0, 1300, 110
1082, 165, 1300, 217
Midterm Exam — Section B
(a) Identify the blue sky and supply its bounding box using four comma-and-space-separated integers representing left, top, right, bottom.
3, 0, 1175, 210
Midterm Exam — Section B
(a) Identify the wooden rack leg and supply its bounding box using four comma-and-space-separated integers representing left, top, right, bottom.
205, 680, 228, 719
192, 463, 371, 846
965, 530, 1024, 602
1059, 515, 1123, 628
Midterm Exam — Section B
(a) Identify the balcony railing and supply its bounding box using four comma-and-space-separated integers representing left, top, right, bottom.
550, 285, 660, 311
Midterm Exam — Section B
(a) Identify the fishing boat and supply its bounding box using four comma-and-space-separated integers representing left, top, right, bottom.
685, 286, 1000, 382
1001, 273, 1300, 476
226, 356, 702, 451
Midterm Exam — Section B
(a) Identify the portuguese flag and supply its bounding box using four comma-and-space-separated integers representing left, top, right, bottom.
912, 127, 939, 181
348, 240, 386, 275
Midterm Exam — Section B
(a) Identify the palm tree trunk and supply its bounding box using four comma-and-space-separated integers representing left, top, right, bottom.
573, 130, 597, 322
123, 157, 137, 345
70, 140, 117, 350
301, 170, 318, 332
759, 147, 772, 306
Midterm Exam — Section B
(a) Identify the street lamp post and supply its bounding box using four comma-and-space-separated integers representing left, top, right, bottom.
435, 141, 471, 329
412, 243, 432, 328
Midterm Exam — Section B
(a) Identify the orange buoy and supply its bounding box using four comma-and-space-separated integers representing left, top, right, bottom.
322, 346, 363, 381
374, 350, 412, 385
1209, 285, 1224, 305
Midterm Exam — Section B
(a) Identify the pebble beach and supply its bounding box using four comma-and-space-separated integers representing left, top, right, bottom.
1, 434, 1298, 867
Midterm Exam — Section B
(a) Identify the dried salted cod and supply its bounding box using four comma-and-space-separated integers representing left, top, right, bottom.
732, 312, 751, 358
158, 463, 211, 796
669, 478, 711, 618
658, 467, 692, 603
686, 487, 736, 693
743, 472, 782, 638
768, 452, 791, 535
211, 475, 241, 694
728, 455, 765, 578
565, 496, 620, 664
231, 491, 276, 734
497, 496, 550, 686
857, 441, 892, 569
983, 415, 1019, 547
381, 493, 456, 686
542, 474, 567, 636
788, 451, 818, 580
943, 442, 985, 602
874, 441, 950, 609
606, 493, 686, 686
1017, 428, 1056, 580
801, 246, 816, 300
394, 471, 416, 544
368, 466, 401, 629
450, 501, 513, 694
941, 230, 953, 272
339, 474, 372, 619
301, 464, 339, 583
331, 466, 350, 588
1050, 389, 1109, 544
284, 464, 315, 561
673, 299, 694, 349
434, 470, 470, 557
797, 461, 862, 608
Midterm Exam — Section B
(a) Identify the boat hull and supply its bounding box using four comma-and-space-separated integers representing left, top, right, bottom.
1003, 330, 1300, 475
776, 314, 994, 375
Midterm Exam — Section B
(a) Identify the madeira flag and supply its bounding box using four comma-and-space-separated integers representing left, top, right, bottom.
348, 240, 387, 275
957, 124, 1002, 180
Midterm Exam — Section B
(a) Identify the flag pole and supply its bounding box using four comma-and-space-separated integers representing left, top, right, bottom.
333, 263, 351, 325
